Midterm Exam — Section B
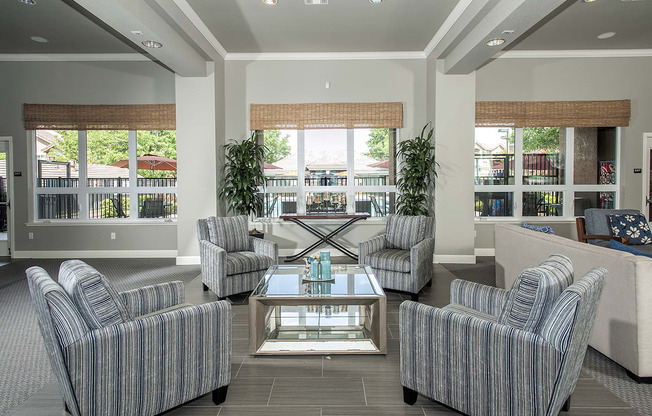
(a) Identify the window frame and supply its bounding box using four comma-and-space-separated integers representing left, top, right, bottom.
474, 127, 621, 221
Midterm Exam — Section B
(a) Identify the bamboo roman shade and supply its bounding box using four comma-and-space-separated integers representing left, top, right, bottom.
23, 104, 176, 130
475, 100, 631, 128
250, 102, 403, 130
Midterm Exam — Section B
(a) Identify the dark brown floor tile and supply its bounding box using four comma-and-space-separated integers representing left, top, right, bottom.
237, 356, 323, 378
269, 377, 365, 406
218, 405, 321, 415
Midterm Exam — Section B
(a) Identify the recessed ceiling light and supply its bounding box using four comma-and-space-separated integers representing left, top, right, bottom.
583, 0, 596, 2
501, 30, 515, 35
30, 36, 48, 43
597, 32, 616, 39
18, 0, 36, 5
131, 30, 143, 35
262, 0, 277, 4
369, 0, 383, 3
486, 38, 506, 46
142, 40, 162, 48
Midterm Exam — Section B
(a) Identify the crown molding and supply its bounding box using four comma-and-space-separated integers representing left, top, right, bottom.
225, 51, 426, 61
424, 0, 474, 58
0, 53, 149, 62
495, 49, 652, 59
173, 0, 227, 59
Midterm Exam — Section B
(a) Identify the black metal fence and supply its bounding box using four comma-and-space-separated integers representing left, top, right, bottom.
474, 153, 562, 185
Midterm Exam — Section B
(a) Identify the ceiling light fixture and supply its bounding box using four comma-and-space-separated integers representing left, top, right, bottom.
142, 40, 163, 48
18, 0, 36, 4
486, 38, 505, 46
597, 31, 616, 39
369, 0, 383, 3
30, 36, 48, 43
262, 0, 277, 4
131, 30, 143, 35
583, 0, 596, 3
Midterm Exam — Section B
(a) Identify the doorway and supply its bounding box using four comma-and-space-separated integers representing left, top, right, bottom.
0, 137, 13, 257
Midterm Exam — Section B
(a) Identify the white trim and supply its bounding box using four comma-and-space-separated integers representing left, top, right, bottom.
424, 0, 474, 57
225, 51, 426, 61
642, 133, 652, 214
176, 255, 200, 265
173, 0, 228, 59
0, 137, 15, 258
12, 249, 178, 259
474, 248, 495, 257
434, 254, 476, 264
0, 54, 149, 62
495, 49, 652, 59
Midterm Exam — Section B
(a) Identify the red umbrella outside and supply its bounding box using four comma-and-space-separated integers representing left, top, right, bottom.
110, 154, 177, 171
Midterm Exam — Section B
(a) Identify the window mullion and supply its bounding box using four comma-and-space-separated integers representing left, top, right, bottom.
514, 128, 523, 217
347, 128, 354, 214
128, 131, 138, 219
564, 127, 575, 217
78, 131, 89, 220
297, 130, 306, 215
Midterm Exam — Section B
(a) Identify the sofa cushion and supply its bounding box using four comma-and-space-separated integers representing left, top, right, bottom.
366, 249, 411, 273
226, 251, 274, 275
499, 265, 568, 333
609, 213, 652, 245
207, 215, 250, 253
58, 260, 131, 330
610, 239, 652, 259
385, 215, 428, 250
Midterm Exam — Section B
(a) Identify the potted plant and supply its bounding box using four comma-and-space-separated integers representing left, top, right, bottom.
396, 122, 438, 216
219, 132, 266, 237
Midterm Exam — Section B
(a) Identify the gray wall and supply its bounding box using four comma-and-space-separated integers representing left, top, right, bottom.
474, 56, 652, 251
0, 60, 177, 254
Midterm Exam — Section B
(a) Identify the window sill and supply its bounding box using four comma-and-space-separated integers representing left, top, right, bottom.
26, 219, 177, 227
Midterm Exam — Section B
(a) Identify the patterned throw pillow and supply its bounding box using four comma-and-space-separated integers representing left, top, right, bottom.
608, 213, 652, 245
521, 222, 555, 234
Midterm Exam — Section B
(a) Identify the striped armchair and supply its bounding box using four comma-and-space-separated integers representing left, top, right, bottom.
198, 216, 278, 299
400, 259, 606, 416
358, 215, 435, 301
26, 260, 231, 416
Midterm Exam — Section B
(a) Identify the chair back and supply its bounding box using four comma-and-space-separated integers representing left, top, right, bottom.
197, 218, 210, 242
539, 268, 607, 415
385, 214, 434, 250
584, 208, 639, 244
26, 266, 86, 416
142, 198, 165, 218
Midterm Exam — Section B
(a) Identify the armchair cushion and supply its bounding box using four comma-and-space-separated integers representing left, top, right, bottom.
226, 251, 274, 275
385, 215, 428, 250
43, 281, 91, 348
442, 304, 499, 322
58, 260, 131, 329
366, 249, 411, 273
608, 213, 652, 245
207, 215, 249, 253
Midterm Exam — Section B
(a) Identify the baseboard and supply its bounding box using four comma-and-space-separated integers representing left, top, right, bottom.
434, 255, 476, 264
176, 256, 200, 265
12, 250, 178, 259
474, 248, 495, 257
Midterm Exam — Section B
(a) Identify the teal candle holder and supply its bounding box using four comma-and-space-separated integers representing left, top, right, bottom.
321, 260, 331, 280
320, 250, 331, 262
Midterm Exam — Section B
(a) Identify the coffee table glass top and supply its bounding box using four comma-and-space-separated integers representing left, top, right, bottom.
251, 265, 384, 298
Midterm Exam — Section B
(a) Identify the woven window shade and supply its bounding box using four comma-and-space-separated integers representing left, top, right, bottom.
24, 104, 176, 130
250, 102, 403, 130
476, 100, 631, 128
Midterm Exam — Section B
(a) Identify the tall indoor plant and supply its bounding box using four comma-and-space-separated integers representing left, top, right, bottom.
220, 132, 266, 217
396, 122, 438, 216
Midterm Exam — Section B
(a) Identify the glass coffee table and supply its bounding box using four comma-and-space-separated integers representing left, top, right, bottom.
248, 264, 387, 355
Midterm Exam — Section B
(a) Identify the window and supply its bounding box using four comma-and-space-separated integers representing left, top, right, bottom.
474, 127, 619, 218
260, 128, 396, 218
34, 129, 177, 221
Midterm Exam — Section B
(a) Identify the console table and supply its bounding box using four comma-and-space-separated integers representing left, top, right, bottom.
279, 214, 370, 262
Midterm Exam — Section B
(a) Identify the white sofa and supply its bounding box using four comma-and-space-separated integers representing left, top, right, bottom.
495, 223, 652, 380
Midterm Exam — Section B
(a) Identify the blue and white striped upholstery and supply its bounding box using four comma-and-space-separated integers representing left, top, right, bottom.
359, 216, 435, 298
119, 281, 185, 318
400, 261, 607, 416
449, 279, 508, 317
198, 218, 278, 298
385, 214, 428, 250
442, 303, 499, 322
58, 260, 131, 329
26, 263, 232, 416
207, 215, 250, 253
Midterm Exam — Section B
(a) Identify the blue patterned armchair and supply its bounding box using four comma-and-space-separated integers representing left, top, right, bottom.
359, 214, 435, 301
198, 216, 278, 299
26, 260, 231, 416
400, 255, 606, 416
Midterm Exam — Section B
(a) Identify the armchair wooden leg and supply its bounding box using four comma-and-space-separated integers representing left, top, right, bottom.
561, 396, 571, 412
212, 385, 229, 405
403, 386, 418, 405
426, 279, 432, 287
202, 283, 209, 292
64, 401, 70, 414
410, 293, 419, 302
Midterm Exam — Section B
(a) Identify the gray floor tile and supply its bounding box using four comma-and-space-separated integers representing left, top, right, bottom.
269, 377, 366, 406
362, 377, 434, 407
322, 405, 432, 415
217, 405, 321, 415
237, 356, 323, 378
190, 378, 275, 407
571, 378, 631, 408
322, 354, 399, 379
162, 407, 220, 416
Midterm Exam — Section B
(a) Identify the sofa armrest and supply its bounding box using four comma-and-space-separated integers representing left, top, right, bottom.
119, 281, 185, 318
65, 300, 231, 416
449, 279, 507, 317
199, 239, 227, 292
358, 235, 387, 264
249, 237, 278, 265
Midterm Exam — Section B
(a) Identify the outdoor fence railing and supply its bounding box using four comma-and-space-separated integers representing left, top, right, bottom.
474, 153, 562, 185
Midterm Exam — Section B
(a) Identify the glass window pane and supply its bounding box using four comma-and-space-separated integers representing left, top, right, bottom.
474, 128, 514, 185
37, 130, 79, 188
522, 127, 565, 185
138, 193, 176, 219
305, 130, 347, 187
87, 130, 129, 187
474, 192, 513, 217
523, 191, 563, 217
136, 130, 177, 186
355, 192, 395, 217
574, 127, 617, 185
574, 191, 615, 216
259, 192, 297, 218
354, 129, 393, 186
306, 192, 346, 214
264, 130, 297, 187
89, 193, 129, 219
37, 194, 78, 219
